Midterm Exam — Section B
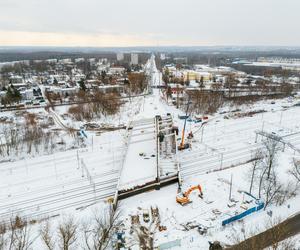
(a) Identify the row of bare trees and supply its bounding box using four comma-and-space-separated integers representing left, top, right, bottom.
126, 73, 147, 95
188, 90, 224, 114
0, 113, 69, 160
0, 204, 164, 250
0, 205, 123, 250
248, 138, 300, 210
67, 92, 122, 122
0, 216, 37, 250
229, 217, 298, 250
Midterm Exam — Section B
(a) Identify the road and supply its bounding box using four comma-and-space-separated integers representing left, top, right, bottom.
226, 213, 300, 250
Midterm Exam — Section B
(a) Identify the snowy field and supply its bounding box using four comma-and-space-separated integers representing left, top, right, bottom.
0, 56, 300, 249
121, 157, 300, 249
179, 106, 300, 182
0, 130, 125, 223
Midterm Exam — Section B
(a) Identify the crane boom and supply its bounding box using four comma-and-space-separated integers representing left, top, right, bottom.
179, 95, 191, 150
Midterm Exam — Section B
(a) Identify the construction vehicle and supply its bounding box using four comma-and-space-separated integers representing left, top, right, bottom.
176, 184, 203, 205
178, 96, 192, 150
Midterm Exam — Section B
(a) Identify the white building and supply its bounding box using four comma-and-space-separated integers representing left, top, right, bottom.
131, 53, 139, 65
20, 89, 34, 100
88, 58, 96, 63
75, 58, 85, 63
73, 74, 86, 82
50, 87, 78, 96
117, 53, 124, 61
46, 59, 58, 64
58, 58, 72, 64
9, 76, 24, 84
99, 58, 108, 64
97, 64, 109, 73
109, 66, 126, 75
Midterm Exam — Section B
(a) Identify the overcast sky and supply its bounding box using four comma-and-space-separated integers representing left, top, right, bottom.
0, 0, 299, 47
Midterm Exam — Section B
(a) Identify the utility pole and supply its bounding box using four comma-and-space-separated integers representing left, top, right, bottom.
176, 83, 179, 109
76, 150, 80, 169
81, 159, 84, 177
53, 154, 58, 179
229, 173, 233, 201
262, 121, 265, 132
201, 125, 205, 143
200, 122, 207, 143
220, 153, 223, 170
249, 163, 256, 194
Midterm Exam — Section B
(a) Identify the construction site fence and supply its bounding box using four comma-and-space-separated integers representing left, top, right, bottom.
222, 202, 264, 226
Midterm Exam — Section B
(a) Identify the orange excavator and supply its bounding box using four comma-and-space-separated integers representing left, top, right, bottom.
176, 184, 203, 206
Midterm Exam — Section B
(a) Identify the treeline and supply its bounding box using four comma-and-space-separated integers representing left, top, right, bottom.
229, 64, 300, 77
0, 85, 22, 106
0, 112, 74, 160
67, 92, 122, 121
185, 81, 295, 114
188, 90, 224, 114
0, 205, 122, 250
0, 51, 117, 63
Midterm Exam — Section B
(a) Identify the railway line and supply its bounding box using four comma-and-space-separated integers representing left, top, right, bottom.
179, 108, 300, 181
0, 137, 125, 223
0, 172, 119, 223
2, 55, 300, 229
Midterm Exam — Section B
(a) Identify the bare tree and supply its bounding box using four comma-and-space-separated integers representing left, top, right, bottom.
263, 138, 280, 179
58, 217, 78, 250
264, 217, 288, 250
249, 150, 263, 194
83, 204, 122, 250
0, 222, 7, 250
229, 217, 297, 250
130, 207, 160, 250
40, 219, 54, 250
189, 90, 224, 115
7, 216, 38, 250
261, 170, 282, 209
289, 158, 300, 183
258, 138, 280, 198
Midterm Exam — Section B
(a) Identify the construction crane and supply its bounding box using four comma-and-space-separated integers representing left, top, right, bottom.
176, 184, 203, 206
178, 95, 191, 150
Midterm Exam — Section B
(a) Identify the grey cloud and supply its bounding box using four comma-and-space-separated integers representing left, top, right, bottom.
0, 0, 299, 45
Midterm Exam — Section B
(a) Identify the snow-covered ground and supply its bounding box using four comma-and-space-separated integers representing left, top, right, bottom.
121, 158, 300, 249
118, 118, 157, 190
0, 129, 126, 223
1, 55, 300, 249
